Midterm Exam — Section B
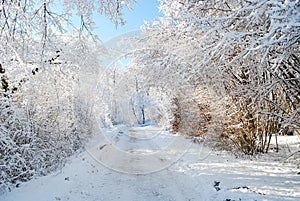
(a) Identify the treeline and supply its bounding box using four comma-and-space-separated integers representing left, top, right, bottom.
0, 0, 134, 192
129, 0, 299, 154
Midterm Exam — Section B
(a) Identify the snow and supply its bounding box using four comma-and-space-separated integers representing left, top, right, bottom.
1, 126, 299, 201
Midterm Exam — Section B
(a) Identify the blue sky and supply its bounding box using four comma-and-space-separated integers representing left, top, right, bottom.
93, 1, 163, 42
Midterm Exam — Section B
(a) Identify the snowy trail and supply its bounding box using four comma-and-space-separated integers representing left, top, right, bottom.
1, 126, 300, 201
87, 126, 193, 174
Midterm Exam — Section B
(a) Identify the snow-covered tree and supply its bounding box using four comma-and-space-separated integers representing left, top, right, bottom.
0, 0, 135, 190
96, 57, 174, 127
132, 0, 299, 153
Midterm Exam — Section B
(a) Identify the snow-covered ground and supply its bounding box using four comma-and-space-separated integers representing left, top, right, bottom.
1, 126, 299, 201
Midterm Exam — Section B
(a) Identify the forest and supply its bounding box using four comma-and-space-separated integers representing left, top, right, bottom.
0, 0, 299, 195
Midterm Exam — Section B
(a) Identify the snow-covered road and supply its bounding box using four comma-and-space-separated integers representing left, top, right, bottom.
1, 126, 300, 201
